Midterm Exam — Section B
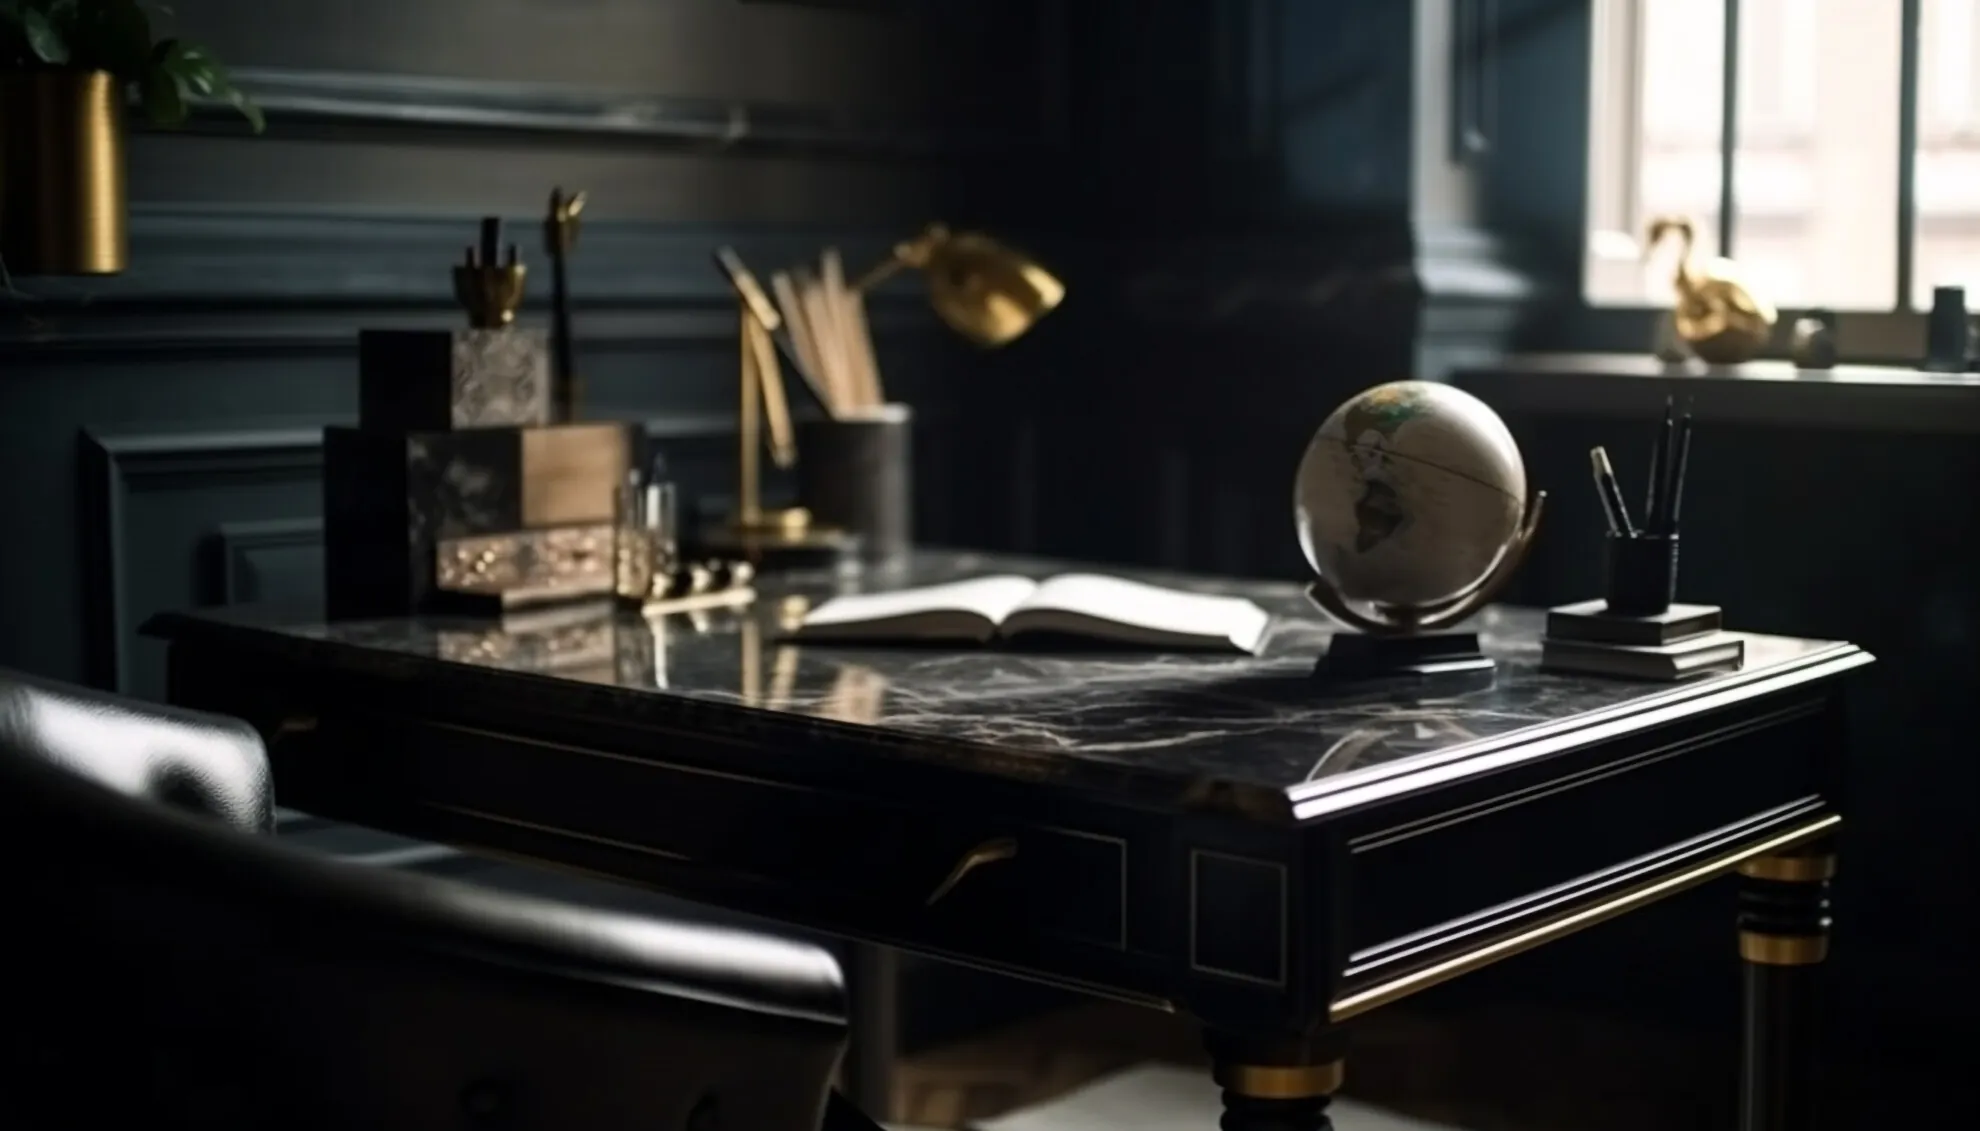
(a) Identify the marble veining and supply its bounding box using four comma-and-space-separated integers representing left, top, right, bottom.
146, 550, 1861, 802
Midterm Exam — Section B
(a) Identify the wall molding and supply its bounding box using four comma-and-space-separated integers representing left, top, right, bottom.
216, 517, 326, 606
172, 66, 1047, 158
3, 212, 1478, 351
3, 210, 936, 354
12, 209, 921, 305
79, 426, 326, 693
77, 414, 735, 693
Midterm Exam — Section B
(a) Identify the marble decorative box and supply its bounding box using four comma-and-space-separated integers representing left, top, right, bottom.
323, 421, 642, 619
358, 327, 551, 432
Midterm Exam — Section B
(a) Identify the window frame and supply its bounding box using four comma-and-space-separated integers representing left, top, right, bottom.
1578, 0, 1932, 364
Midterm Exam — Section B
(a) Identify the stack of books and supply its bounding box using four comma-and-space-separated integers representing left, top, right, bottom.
1540, 600, 1745, 681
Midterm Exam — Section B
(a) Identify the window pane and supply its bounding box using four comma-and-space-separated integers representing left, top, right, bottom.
1913, 0, 1980, 308
1638, 0, 1727, 272
1729, 0, 1901, 311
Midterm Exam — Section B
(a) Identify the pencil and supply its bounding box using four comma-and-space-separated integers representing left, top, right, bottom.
1590, 446, 1635, 536
1665, 403, 1694, 531
1646, 395, 1673, 531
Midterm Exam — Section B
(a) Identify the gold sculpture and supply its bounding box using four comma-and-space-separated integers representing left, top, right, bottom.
544, 188, 586, 420
1644, 215, 1776, 365
451, 218, 526, 329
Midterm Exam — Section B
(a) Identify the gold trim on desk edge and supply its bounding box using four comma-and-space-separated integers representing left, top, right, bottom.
1213, 1060, 1345, 1100
1737, 854, 1836, 883
1739, 932, 1829, 966
1329, 815, 1841, 1020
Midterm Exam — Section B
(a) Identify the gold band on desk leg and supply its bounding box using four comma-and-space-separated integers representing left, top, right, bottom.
1739, 932, 1829, 966
1737, 854, 1837, 883
1213, 1060, 1345, 1100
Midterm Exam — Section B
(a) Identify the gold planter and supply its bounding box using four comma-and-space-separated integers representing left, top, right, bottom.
0, 70, 128, 276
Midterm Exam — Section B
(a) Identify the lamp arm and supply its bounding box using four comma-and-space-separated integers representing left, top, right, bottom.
851, 252, 909, 295
851, 224, 951, 294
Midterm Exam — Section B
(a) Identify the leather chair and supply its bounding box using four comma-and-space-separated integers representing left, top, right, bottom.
0, 668, 877, 1131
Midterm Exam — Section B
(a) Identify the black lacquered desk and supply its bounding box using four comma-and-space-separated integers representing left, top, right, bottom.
147, 550, 1871, 1131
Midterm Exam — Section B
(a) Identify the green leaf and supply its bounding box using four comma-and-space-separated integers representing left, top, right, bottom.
228, 85, 264, 133
155, 38, 263, 133
138, 58, 186, 126
22, 8, 69, 63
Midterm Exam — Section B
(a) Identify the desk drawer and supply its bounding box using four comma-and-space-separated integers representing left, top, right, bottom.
336, 716, 1133, 958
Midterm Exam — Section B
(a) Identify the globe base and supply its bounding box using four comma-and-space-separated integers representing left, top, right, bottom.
1312, 630, 1495, 690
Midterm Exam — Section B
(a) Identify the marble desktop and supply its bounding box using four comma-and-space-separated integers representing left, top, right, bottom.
145, 550, 1855, 803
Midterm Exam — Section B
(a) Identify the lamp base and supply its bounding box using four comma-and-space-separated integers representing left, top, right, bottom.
694, 515, 860, 571
1312, 630, 1494, 691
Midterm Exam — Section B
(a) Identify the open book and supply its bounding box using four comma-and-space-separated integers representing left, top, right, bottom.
789, 574, 1273, 654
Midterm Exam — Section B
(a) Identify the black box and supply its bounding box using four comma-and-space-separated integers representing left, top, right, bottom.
358, 328, 551, 431
324, 421, 641, 619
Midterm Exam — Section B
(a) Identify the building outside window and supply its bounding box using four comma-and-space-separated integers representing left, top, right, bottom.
1584, 0, 1980, 317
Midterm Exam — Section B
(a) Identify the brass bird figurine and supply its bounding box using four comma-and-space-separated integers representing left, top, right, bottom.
1644, 215, 1776, 365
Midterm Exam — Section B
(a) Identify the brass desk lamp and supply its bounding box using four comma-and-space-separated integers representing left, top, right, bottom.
701, 227, 1062, 565
702, 247, 856, 565
853, 223, 1064, 347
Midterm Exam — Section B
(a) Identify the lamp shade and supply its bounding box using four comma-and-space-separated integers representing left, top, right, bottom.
865, 225, 1063, 347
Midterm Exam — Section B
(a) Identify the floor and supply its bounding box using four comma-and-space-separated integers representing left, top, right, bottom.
887, 1000, 1731, 1131
965, 1063, 1457, 1131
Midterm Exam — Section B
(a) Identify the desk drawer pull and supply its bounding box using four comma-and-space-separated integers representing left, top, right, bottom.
925, 837, 1017, 906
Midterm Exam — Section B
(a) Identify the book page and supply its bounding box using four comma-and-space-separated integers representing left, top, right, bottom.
1009, 574, 1272, 653
797, 575, 1038, 635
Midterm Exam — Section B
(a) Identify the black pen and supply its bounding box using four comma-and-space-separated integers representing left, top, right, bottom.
1590, 446, 1635, 536
1646, 395, 1673, 531
1665, 402, 1694, 532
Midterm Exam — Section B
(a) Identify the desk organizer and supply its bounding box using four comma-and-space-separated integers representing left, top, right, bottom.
1540, 599, 1744, 681
797, 404, 913, 567
323, 214, 642, 619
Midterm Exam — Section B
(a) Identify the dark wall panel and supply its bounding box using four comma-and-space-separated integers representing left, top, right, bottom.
125, 135, 939, 222
1, 0, 1475, 686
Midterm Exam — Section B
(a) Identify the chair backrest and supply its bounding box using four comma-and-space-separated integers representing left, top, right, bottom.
0, 666, 273, 831
0, 671, 854, 1131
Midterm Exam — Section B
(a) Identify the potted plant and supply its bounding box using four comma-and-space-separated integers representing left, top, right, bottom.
1, 0, 261, 277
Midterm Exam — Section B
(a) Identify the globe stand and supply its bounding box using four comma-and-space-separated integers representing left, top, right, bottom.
1312, 630, 1494, 688
1301, 489, 1546, 693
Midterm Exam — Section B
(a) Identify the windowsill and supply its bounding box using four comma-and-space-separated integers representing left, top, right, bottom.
1455, 352, 1980, 434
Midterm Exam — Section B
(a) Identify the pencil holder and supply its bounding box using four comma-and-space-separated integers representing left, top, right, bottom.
798, 404, 912, 566
1605, 532, 1679, 616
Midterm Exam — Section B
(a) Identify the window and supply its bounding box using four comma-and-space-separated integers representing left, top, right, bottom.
1585, 0, 1980, 317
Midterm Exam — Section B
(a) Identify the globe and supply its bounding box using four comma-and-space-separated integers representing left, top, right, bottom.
1295, 381, 1529, 612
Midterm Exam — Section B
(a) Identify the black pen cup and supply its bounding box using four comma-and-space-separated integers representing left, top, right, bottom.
797, 404, 912, 566
1605, 532, 1679, 616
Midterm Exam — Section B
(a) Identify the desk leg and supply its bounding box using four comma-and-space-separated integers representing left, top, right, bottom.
1736, 846, 1836, 1131
1206, 1031, 1345, 1131
842, 944, 899, 1122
